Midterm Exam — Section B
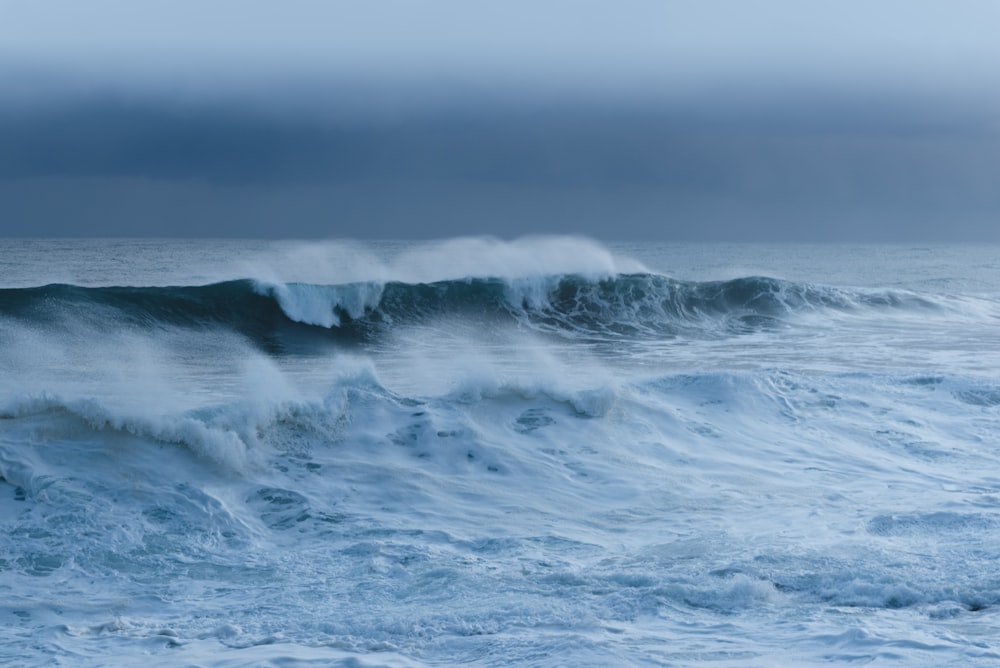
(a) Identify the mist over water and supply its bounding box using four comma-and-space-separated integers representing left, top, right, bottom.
2, 238, 1000, 666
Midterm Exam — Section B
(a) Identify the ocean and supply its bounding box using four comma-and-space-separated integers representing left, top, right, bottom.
2, 237, 1000, 666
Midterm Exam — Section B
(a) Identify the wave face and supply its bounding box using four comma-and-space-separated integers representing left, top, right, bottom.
3, 239, 1000, 667
0, 273, 946, 348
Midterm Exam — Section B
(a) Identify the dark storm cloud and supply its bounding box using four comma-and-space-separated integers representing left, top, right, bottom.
0, 99, 347, 185
2, 0, 1000, 240
2, 80, 999, 240
3, 84, 992, 185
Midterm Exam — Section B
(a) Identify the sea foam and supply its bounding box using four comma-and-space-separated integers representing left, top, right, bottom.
4, 239, 1000, 667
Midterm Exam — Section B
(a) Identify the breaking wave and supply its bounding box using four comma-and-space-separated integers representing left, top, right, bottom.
0, 274, 945, 346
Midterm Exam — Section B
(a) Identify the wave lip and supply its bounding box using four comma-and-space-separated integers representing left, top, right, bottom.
253, 280, 385, 328
0, 393, 256, 473
215, 274, 954, 341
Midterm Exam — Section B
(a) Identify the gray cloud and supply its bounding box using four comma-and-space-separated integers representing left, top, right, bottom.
3, 90, 998, 241
2, 0, 999, 240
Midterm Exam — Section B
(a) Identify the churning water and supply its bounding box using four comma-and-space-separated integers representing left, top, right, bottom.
3, 238, 1000, 666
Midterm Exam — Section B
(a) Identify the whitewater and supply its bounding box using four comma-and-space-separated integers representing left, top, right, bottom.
2, 237, 1000, 667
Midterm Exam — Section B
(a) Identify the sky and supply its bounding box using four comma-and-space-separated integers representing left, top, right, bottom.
1, 0, 999, 240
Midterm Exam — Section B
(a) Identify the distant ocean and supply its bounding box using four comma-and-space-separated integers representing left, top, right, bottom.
3, 237, 1000, 667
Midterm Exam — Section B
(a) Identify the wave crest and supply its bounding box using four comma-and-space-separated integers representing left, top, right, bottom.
0, 274, 945, 347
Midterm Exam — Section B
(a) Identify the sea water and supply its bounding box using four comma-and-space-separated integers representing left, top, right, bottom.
2, 237, 1000, 666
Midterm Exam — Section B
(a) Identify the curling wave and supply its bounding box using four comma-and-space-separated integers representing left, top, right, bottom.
0, 274, 942, 346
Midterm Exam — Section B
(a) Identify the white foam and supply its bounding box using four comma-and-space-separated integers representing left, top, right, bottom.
1, 393, 254, 472
254, 280, 385, 327
247, 236, 649, 327
6, 241, 1000, 667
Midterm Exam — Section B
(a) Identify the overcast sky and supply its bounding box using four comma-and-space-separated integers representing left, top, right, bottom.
2, 0, 999, 240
